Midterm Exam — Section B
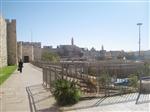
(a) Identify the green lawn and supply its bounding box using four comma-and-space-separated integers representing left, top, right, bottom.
0, 66, 17, 85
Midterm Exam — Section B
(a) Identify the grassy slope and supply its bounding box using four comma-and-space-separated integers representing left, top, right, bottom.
0, 66, 17, 85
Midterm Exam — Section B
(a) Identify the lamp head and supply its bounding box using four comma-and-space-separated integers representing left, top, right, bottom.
137, 23, 143, 25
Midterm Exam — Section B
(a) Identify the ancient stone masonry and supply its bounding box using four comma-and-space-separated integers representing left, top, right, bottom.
0, 16, 17, 67
0, 16, 7, 68
6, 19, 17, 65
17, 42, 41, 62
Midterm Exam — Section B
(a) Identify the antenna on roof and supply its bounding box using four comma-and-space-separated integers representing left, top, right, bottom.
31, 30, 33, 43
71, 37, 74, 45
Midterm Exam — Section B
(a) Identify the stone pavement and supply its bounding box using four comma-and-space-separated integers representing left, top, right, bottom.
0, 63, 58, 112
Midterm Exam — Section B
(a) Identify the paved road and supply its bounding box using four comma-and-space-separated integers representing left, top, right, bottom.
0, 63, 57, 112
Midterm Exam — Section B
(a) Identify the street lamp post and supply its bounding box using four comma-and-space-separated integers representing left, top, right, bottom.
137, 23, 143, 56
31, 31, 34, 61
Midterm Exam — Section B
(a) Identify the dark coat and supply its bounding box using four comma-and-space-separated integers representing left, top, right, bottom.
18, 61, 23, 68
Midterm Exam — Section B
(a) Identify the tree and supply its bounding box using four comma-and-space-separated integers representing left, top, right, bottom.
128, 74, 138, 88
143, 62, 150, 76
99, 71, 111, 87
42, 52, 60, 62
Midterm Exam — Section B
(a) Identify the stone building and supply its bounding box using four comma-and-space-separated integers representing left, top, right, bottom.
98, 45, 112, 60
42, 46, 57, 54
5, 19, 17, 65
17, 42, 41, 62
57, 45, 82, 58
99, 45, 106, 60
0, 16, 17, 67
71, 37, 74, 45
110, 50, 125, 60
0, 16, 7, 67
56, 38, 83, 59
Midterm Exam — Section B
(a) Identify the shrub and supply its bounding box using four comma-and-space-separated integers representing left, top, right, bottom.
53, 79, 81, 106
143, 62, 150, 76
88, 67, 96, 76
128, 74, 138, 88
99, 71, 111, 87
137, 62, 150, 77
41, 52, 60, 62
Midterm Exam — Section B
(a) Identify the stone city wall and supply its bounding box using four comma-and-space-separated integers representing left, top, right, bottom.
17, 42, 42, 62
0, 17, 7, 68
6, 19, 17, 65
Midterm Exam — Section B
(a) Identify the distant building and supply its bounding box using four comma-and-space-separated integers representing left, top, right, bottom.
42, 46, 57, 54
81, 47, 100, 61
17, 42, 41, 62
57, 45, 82, 58
105, 52, 112, 60
71, 37, 74, 45
89, 47, 100, 61
99, 45, 107, 60
130, 50, 150, 60
82, 48, 90, 60
57, 38, 83, 59
93, 45, 112, 60
110, 50, 125, 60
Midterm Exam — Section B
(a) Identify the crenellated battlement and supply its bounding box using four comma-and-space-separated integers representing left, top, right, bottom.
5, 19, 16, 24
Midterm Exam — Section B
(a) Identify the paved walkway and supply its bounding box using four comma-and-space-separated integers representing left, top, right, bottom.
0, 63, 57, 112
0, 63, 150, 112
64, 93, 150, 112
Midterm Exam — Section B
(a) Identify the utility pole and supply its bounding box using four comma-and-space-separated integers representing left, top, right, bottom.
137, 23, 142, 56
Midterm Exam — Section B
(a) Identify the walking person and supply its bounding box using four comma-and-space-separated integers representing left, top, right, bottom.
18, 59, 23, 73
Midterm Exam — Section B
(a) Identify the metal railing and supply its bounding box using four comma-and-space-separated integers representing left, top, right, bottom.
32, 61, 145, 97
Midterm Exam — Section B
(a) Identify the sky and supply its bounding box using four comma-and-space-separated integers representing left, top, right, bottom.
0, 0, 150, 51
